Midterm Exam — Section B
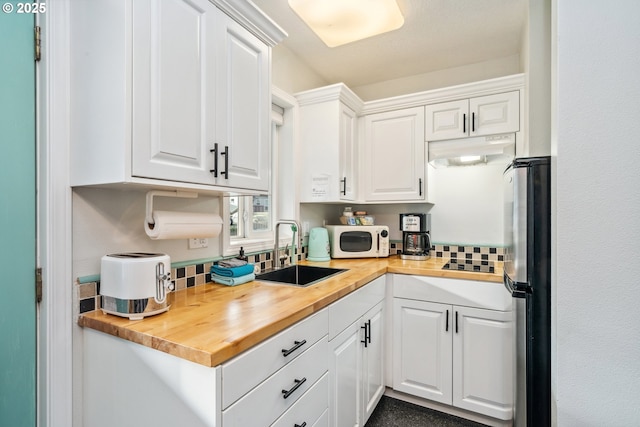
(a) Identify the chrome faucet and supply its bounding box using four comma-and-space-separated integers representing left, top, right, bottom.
273, 219, 300, 269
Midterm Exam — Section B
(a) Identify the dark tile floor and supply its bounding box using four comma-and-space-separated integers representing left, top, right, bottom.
365, 396, 488, 427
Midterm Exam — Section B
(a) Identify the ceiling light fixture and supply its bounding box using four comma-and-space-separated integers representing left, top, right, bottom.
288, 0, 405, 48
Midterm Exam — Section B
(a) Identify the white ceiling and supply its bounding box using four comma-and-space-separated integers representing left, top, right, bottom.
252, 0, 527, 88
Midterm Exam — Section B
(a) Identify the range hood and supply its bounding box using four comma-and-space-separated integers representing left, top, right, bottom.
428, 133, 515, 168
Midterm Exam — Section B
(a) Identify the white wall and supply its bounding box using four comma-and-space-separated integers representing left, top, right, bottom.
525, 0, 551, 157
351, 55, 522, 101
428, 162, 508, 246
271, 44, 328, 94
72, 188, 223, 279
553, 1, 640, 425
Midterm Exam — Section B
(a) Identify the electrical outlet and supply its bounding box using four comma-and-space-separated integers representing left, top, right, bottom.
188, 238, 208, 249
302, 221, 310, 236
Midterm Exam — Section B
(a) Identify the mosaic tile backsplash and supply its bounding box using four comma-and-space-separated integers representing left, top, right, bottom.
392, 243, 505, 262
75, 244, 503, 318
75, 247, 307, 319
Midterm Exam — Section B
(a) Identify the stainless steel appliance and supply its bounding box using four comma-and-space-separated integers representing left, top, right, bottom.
325, 225, 390, 258
100, 252, 174, 320
399, 213, 431, 260
503, 157, 551, 426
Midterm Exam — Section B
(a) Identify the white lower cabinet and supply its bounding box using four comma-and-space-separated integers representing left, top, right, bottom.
221, 276, 387, 427
328, 276, 385, 427
272, 374, 329, 427
392, 274, 513, 421
361, 302, 385, 422
222, 338, 328, 426
393, 299, 452, 404
222, 310, 329, 427
452, 306, 513, 419
82, 277, 392, 427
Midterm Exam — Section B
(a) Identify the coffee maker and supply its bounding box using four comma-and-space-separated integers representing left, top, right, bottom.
399, 213, 431, 260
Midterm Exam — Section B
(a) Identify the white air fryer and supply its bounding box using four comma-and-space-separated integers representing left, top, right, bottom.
100, 252, 174, 320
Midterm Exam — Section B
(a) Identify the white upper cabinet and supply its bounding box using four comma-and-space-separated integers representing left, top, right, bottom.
362, 107, 426, 202
425, 91, 520, 141
215, 15, 271, 191
296, 84, 362, 202
131, 0, 218, 186
339, 104, 358, 200
69, 0, 284, 193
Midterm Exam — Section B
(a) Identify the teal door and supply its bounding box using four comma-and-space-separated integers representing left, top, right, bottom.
0, 5, 37, 427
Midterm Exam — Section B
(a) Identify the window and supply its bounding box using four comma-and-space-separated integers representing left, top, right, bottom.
229, 195, 271, 238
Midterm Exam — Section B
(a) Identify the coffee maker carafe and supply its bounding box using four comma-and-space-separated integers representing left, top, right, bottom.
399, 213, 431, 260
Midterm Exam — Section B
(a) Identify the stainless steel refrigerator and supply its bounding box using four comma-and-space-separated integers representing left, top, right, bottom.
503, 156, 551, 427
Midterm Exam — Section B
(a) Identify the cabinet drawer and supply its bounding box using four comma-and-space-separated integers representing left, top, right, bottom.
271, 373, 328, 427
392, 274, 511, 311
222, 338, 328, 427
329, 275, 385, 340
222, 308, 328, 408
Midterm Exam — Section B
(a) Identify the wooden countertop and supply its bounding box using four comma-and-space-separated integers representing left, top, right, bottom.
79, 256, 503, 367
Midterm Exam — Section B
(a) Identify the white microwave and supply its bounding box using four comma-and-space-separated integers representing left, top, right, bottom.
325, 225, 390, 259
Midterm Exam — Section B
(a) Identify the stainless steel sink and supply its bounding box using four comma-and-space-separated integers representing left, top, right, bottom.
255, 265, 346, 287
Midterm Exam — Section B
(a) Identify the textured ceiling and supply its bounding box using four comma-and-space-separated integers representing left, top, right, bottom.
252, 0, 527, 88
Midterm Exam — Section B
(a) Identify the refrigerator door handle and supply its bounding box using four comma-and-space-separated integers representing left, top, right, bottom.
504, 272, 530, 298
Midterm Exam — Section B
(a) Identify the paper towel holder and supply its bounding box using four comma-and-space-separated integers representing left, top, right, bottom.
145, 190, 198, 227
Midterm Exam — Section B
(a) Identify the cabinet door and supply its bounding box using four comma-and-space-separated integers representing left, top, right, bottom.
363, 107, 425, 201
328, 321, 362, 427
361, 302, 385, 425
452, 306, 513, 420
339, 103, 357, 201
469, 91, 519, 136
393, 298, 452, 404
216, 15, 271, 191
424, 99, 468, 141
132, 0, 218, 185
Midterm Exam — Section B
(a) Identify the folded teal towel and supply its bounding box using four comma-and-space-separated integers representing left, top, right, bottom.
211, 263, 255, 277
211, 273, 255, 286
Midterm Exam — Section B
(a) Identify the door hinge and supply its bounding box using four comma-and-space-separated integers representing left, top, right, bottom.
36, 267, 43, 303
34, 26, 41, 62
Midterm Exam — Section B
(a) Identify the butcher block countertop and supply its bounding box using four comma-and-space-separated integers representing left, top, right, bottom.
79, 256, 503, 367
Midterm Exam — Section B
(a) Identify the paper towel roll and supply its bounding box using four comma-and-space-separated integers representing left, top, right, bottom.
144, 211, 223, 240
